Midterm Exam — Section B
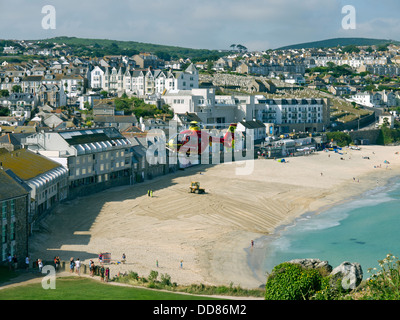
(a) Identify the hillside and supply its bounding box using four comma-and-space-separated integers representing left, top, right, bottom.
37, 36, 226, 61
276, 37, 400, 50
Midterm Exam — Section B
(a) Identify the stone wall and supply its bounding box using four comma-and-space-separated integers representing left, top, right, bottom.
348, 129, 382, 145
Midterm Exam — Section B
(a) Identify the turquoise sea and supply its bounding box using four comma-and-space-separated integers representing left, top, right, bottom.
261, 176, 400, 274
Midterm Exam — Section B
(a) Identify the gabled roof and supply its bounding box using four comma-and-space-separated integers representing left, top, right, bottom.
185, 63, 198, 74
0, 133, 21, 146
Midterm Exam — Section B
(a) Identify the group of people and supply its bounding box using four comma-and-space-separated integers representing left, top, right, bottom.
147, 190, 154, 197
7, 254, 48, 273
7, 252, 113, 282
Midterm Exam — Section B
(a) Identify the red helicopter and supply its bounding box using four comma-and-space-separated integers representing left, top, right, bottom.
167, 121, 239, 155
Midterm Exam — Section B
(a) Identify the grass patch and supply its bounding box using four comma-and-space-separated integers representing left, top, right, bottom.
0, 276, 223, 300
114, 271, 264, 298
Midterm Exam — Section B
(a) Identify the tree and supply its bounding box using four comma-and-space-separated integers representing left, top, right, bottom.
11, 85, 22, 93
342, 45, 360, 54
0, 106, 9, 116
0, 89, 9, 97
155, 51, 171, 61
230, 44, 236, 51
236, 44, 247, 53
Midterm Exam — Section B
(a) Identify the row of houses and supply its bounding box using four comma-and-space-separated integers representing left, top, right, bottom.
0, 126, 179, 265
89, 63, 199, 96
347, 90, 399, 108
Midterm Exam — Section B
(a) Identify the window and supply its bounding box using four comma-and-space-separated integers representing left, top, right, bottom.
10, 222, 16, 241
2, 201, 6, 219
2, 225, 7, 243
10, 200, 15, 217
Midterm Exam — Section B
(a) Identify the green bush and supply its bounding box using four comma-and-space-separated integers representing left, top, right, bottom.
326, 132, 352, 147
160, 273, 172, 286
265, 263, 322, 300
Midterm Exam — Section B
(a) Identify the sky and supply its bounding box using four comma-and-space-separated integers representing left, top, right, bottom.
0, 0, 399, 51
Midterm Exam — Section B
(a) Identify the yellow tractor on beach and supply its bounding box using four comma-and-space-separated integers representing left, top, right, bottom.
189, 181, 205, 194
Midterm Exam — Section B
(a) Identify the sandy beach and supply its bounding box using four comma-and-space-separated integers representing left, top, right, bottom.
29, 145, 400, 289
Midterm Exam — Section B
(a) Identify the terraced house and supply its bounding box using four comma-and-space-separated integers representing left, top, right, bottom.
22, 127, 134, 199
0, 169, 29, 264
89, 64, 199, 97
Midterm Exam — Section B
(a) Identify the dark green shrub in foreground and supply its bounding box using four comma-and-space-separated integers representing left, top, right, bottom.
265, 262, 323, 300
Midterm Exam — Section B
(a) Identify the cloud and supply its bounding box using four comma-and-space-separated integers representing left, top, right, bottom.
0, 0, 398, 51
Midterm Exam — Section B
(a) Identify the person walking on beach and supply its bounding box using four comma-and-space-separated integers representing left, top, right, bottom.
38, 259, 43, 273
180, 260, 183, 269
105, 267, 110, 282
122, 253, 126, 264
54, 256, 59, 271
156, 260, 159, 268
251, 240, 254, 248
100, 264, 105, 282
75, 258, 81, 276
55, 256, 60, 271
70, 257, 75, 273
89, 260, 95, 277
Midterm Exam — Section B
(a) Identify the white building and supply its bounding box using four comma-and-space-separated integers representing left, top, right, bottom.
378, 114, 395, 129
90, 66, 105, 89
89, 64, 199, 97
348, 92, 383, 108
162, 89, 330, 133
22, 128, 134, 195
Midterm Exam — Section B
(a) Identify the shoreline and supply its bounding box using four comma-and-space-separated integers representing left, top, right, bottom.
28, 145, 400, 290
246, 163, 400, 283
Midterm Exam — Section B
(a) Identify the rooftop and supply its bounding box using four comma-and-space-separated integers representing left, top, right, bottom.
0, 170, 29, 201
0, 148, 61, 181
